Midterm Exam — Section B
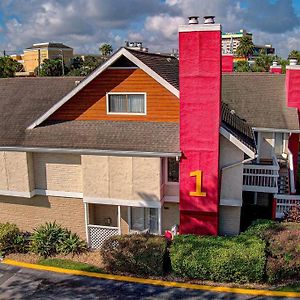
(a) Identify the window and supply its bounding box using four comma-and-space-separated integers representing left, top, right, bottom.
167, 157, 179, 182
107, 93, 146, 114
130, 207, 159, 234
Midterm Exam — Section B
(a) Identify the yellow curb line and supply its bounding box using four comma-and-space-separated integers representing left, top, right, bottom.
2, 259, 300, 298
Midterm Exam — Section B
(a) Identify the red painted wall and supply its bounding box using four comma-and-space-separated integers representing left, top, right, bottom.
286, 68, 300, 110
222, 54, 233, 73
288, 132, 299, 187
270, 67, 282, 74
179, 25, 221, 235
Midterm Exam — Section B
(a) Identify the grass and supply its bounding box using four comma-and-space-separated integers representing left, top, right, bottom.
276, 283, 300, 292
38, 258, 105, 273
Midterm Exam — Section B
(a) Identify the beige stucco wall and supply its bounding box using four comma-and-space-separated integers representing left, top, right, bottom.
82, 156, 161, 202
259, 132, 274, 159
0, 195, 85, 238
0, 151, 34, 192
33, 153, 82, 192
162, 202, 179, 232
219, 136, 244, 201
219, 206, 241, 236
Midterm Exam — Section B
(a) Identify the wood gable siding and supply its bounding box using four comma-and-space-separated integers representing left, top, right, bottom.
49, 68, 179, 122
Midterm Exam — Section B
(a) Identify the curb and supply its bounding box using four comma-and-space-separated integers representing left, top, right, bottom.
2, 259, 300, 298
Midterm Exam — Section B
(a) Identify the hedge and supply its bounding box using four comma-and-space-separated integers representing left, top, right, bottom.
170, 234, 266, 283
0, 222, 20, 255
100, 234, 167, 276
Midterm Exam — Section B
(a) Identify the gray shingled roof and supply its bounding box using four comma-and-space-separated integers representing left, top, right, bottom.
222, 73, 299, 130
128, 49, 299, 131
0, 50, 298, 153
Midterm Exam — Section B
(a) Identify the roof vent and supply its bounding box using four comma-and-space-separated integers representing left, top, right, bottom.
75, 80, 81, 86
188, 16, 199, 25
203, 16, 215, 24
289, 59, 298, 66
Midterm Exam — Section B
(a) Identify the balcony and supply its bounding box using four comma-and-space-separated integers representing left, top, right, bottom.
243, 156, 280, 194
275, 194, 300, 219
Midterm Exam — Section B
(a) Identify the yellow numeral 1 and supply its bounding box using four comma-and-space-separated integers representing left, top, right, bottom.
189, 170, 207, 197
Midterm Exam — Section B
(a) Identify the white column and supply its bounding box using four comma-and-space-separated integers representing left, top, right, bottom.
158, 207, 162, 235
84, 202, 90, 246
118, 205, 121, 234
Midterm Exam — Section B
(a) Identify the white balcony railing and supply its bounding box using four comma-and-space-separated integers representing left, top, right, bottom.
275, 194, 300, 219
87, 224, 119, 249
243, 155, 280, 193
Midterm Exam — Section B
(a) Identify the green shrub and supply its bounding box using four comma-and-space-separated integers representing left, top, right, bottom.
243, 219, 281, 238
0, 223, 20, 254
12, 232, 31, 254
30, 222, 87, 258
56, 231, 87, 256
100, 234, 167, 276
265, 223, 300, 283
170, 234, 266, 283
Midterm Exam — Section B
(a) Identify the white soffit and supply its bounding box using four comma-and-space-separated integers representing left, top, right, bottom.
220, 127, 256, 159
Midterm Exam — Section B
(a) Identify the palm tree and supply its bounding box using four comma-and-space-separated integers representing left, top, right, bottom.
288, 50, 300, 63
236, 36, 255, 59
99, 44, 113, 57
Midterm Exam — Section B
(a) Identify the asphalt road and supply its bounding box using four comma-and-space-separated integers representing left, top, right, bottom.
0, 264, 297, 300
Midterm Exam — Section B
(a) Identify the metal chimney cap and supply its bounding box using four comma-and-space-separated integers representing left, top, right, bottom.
188, 16, 199, 25
290, 59, 298, 66
203, 16, 215, 24
272, 61, 278, 67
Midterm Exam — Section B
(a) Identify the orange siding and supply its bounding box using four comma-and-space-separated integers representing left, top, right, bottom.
49, 69, 179, 122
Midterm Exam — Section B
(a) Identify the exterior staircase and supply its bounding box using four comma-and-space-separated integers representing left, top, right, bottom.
277, 160, 290, 194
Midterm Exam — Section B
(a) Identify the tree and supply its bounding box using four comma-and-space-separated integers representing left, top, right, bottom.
235, 60, 250, 72
37, 58, 68, 76
288, 50, 300, 63
0, 57, 24, 78
236, 36, 255, 59
99, 43, 113, 57
68, 55, 106, 76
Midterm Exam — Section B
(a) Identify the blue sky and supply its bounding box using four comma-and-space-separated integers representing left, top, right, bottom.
1, 0, 300, 57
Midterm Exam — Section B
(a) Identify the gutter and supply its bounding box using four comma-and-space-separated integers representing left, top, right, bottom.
253, 127, 300, 133
0, 146, 181, 158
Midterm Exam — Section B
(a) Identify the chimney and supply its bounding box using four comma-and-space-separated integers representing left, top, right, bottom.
179, 16, 221, 235
222, 54, 234, 73
286, 60, 300, 192
269, 61, 282, 74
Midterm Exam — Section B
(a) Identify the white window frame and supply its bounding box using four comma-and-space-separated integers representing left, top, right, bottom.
106, 92, 147, 116
164, 157, 179, 185
128, 206, 161, 235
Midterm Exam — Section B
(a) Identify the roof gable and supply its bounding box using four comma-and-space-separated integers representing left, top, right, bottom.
27, 48, 179, 129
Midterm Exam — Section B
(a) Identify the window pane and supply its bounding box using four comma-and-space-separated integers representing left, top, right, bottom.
131, 207, 158, 234
168, 157, 179, 182
109, 95, 127, 112
128, 94, 145, 113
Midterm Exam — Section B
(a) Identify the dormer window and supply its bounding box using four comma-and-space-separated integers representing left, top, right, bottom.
107, 92, 146, 115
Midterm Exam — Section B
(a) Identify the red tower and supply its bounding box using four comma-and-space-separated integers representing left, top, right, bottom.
179, 16, 221, 235
222, 54, 234, 73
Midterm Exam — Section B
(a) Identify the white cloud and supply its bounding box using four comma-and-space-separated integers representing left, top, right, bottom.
0, 0, 300, 57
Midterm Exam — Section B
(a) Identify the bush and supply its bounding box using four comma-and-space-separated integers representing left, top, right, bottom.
101, 234, 167, 276
284, 206, 300, 223
30, 222, 87, 258
0, 223, 20, 255
56, 231, 87, 256
243, 219, 281, 238
170, 234, 266, 283
265, 223, 300, 283
12, 232, 31, 254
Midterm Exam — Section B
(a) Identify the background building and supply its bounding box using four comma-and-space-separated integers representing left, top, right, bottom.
222, 29, 275, 59
11, 42, 73, 73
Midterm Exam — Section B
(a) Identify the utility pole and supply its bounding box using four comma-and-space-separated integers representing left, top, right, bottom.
38, 49, 41, 76
59, 49, 65, 76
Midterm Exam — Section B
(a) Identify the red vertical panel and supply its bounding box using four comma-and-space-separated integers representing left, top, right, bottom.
270, 67, 282, 74
179, 27, 221, 235
222, 54, 234, 73
288, 133, 299, 186
286, 68, 300, 109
